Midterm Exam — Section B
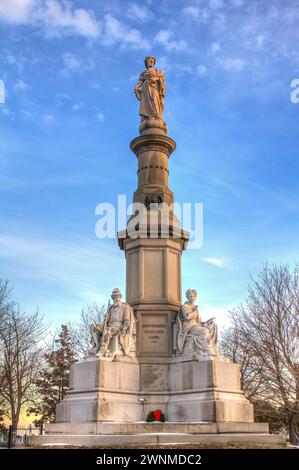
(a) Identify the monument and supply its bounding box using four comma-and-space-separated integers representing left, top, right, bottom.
32, 57, 284, 446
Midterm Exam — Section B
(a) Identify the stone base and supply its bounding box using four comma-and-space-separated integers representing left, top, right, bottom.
55, 355, 254, 424
30, 422, 286, 447
139, 118, 167, 135
56, 356, 141, 423
36, 355, 282, 447
46, 421, 269, 435
139, 356, 254, 423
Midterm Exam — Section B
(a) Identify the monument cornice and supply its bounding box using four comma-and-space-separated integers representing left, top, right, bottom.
130, 133, 176, 158
117, 231, 189, 251
66, 385, 244, 397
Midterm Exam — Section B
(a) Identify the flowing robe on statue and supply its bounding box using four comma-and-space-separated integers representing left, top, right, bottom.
138, 69, 166, 121
176, 302, 218, 358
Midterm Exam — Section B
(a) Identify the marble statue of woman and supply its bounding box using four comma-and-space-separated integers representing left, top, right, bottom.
174, 289, 218, 359
134, 56, 166, 132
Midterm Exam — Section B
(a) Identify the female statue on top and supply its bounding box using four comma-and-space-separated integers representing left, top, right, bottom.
134, 56, 167, 133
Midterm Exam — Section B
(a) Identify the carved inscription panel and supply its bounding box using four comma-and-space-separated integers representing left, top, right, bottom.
140, 313, 169, 355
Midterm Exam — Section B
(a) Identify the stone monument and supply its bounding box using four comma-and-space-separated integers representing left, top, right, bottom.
33, 57, 284, 446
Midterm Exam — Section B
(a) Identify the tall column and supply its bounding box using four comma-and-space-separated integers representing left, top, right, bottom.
118, 132, 188, 358
118, 55, 189, 358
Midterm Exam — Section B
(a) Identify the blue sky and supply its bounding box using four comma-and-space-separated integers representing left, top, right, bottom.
0, 0, 298, 330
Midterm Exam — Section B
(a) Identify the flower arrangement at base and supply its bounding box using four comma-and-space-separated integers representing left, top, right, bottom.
146, 409, 165, 422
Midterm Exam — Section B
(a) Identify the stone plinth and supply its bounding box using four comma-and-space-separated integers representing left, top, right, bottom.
119, 236, 188, 357
45, 421, 270, 435
52, 354, 254, 429
123, 237, 186, 308
139, 356, 254, 423
167, 358, 254, 422
32, 420, 286, 447
55, 356, 141, 424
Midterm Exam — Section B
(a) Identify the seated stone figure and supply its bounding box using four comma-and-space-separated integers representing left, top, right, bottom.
87, 288, 136, 359
174, 289, 218, 359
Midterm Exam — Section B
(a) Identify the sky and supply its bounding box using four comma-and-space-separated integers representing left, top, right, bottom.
0, 0, 298, 331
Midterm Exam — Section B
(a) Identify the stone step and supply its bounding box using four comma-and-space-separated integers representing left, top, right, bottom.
30, 432, 286, 447
46, 421, 269, 435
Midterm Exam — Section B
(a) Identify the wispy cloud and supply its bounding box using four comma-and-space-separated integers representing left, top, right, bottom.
210, 41, 221, 53
42, 113, 55, 126
102, 14, 149, 49
89, 81, 101, 91
200, 305, 231, 331
209, 0, 224, 10
1, 49, 27, 73
182, 5, 200, 21
60, 52, 94, 77
0, 0, 100, 38
0, 232, 121, 303
13, 79, 30, 92
0, 78, 5, 103
217, 56, 245, 72
62, 52, 81, 71
0, 106, 14, 119
154, 30, 187, 51
96, 111, 104, 123
72, 102, 83, 112
43, 0, 100, 37
203, 257, 230, 268
197, 64, 208, 76
127, 3, 153, 22
182, 5, 209, 23
230, 0, 244, 6
0, 0, 35, 24
56, 91, 69, 98
0, 173, 107, 191
0, 3, 150, 49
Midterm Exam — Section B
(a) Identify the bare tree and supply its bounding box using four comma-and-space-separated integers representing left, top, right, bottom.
0, 279, 15, 319
221, 264, 299, 444
0, 306, 46, 428
0, 279, 14, 420
220, 327, 266, 401
69, 303, 106, 357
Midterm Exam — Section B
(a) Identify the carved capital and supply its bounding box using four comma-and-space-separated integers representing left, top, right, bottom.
130, 134, 176, 158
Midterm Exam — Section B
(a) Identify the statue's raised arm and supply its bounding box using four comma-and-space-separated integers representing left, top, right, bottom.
134, 56, 167, 134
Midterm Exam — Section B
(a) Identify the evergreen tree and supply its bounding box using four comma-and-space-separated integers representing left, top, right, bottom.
29, 324, 77, 424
